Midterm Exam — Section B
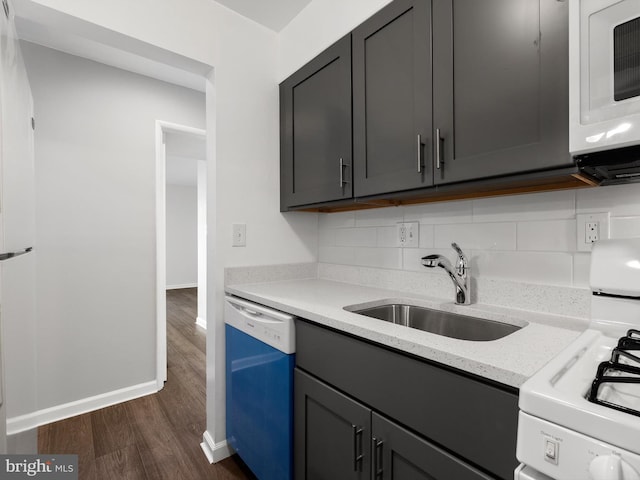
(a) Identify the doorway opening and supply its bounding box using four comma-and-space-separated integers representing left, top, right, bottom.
156, 121, 207, 388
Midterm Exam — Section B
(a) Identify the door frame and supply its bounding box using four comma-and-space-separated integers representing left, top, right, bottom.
155, 120, 207, 389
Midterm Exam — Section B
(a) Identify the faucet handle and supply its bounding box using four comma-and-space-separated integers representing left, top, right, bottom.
451, 242, 468, 275
451, 242, 465, 258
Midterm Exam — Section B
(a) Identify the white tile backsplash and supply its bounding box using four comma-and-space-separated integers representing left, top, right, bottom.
611, 216, 640, 239
377, 226, 398, 247
318, 246, 356, 265
577, 183, 640, 216
404, 200, 473, 224
472, 190, 575, 222
435, 222, 516, 250
318, 211, 355, 229
355, 206, 403, 226
517, 219, 577, 252
472, 250, 574, 285
335, 227, 377, 247
317, 186, 640, 290
573, 253, 591, 287
318, 226, 336, 247
355, 247, 402, 269
418, 224, 435, 248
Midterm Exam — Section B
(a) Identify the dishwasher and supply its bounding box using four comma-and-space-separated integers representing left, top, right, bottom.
224, 295, 295, 480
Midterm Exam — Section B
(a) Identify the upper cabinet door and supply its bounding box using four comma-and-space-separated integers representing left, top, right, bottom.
352, 0, 433, 197
432, 0, 571, 185
280, 35, 353, 210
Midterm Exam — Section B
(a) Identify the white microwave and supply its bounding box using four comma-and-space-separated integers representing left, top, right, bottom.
570, 0, 640, 157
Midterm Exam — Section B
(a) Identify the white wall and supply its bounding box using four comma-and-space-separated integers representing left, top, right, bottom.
166, 184, 198, 288
23, 0, 220, 67
21, 41, 206, 413
0, 0, 36, 448
19, 0, 319, 457
278, 0, 393, 80
208, 12, 318, 455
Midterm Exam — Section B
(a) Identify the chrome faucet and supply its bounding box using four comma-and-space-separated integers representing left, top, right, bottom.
421, 243, 471, 305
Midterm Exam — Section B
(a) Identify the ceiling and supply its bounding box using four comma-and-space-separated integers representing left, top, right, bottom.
14, 0, 312, 94
215, 0, 312, 32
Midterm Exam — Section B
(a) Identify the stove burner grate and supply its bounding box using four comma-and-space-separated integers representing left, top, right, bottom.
588, 329, 640, 417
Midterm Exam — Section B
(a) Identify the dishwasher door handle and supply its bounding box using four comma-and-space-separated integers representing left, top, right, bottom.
224, 294, 297, 357
228, 301, 284, 325
225, 295, 295, 324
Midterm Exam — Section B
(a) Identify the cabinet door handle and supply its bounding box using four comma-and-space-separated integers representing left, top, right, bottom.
372, 437, 384, 478
0, 247, 33, 261
435, 128, 443, 170
417, 134, 423, 173
352, 424, 364, 472
339, 158, 350, 188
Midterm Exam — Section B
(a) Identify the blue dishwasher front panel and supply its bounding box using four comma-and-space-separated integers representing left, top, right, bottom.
226, 324, 294, 480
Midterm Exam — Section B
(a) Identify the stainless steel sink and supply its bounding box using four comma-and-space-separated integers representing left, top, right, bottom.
350, 304, 521, 341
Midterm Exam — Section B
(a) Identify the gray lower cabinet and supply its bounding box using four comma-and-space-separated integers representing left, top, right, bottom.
294, 369, 371, 480
295, 368, 493, 480
295, 320, 519, 480
372, 413, 492, 480
280, 35, 352, 210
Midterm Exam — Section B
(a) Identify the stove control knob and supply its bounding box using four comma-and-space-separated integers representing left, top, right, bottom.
589, 454, 640, 480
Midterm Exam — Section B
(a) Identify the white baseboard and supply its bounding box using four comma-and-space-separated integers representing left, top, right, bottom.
7, 428, 37, 454
196, 316, 207, 330
201, 430, 233, 464
7, 380, 158, 435
166, 283, 198, 290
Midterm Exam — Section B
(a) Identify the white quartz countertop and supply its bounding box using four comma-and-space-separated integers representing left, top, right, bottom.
225, 279, 585, 388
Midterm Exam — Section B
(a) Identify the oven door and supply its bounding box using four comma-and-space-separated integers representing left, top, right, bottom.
515, 464, 554, 480
570, 0, 640, 154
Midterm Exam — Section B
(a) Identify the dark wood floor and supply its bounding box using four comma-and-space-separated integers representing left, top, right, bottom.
38, 288, 257, 480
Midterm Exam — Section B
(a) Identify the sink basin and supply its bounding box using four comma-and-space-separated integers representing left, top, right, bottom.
350, 304, 521, 341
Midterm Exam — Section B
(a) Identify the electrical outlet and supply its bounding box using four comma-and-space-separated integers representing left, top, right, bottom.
232, 223, 246, 247
576, 213, 609, 251
585, 221, 599, 243
397, 222, 419, 247
397, 223, 406, 245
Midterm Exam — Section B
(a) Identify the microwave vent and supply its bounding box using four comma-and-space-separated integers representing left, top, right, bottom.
576, 144, 640, 185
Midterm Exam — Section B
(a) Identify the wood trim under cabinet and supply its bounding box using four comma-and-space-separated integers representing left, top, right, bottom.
290, 169, 599, 213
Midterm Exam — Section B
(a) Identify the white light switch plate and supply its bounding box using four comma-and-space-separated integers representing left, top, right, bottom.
232, 223, 246, 247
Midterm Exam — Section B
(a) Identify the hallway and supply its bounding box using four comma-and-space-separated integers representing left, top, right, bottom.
38, 288, 256, 479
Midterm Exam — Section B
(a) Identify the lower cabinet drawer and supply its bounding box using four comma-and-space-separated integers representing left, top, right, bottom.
295, 320, 518, 480
295, 368, 494, 480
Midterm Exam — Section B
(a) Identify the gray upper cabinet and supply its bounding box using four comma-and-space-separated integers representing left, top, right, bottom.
352, 0, 433, 197
280, 35, 352, 210
432, 0, 571, 184
280, 0, 574, 211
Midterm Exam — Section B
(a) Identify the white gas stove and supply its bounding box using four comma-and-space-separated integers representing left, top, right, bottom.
516, 239, 640, 480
